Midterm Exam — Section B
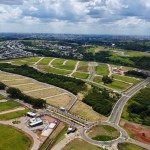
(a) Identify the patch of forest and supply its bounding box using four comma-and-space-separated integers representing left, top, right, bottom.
126, 86, 150, 126
82, 87, 120, 116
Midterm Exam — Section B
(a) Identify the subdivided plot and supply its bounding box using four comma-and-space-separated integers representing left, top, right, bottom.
45, 94, 72, 108
25, 88, 64, 99
77, 61, 89, 73
37, 57, 53, 65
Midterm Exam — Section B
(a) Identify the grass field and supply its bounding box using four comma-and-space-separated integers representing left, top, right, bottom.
26, 88, 63, 99
0, 94, 4, 100
0, 124, 32, 150
86, 47, 95, 55
45, 67, 71, 75
113, 74, 139, 84
93, 76, 102, 83
106, 80, 130, 90
37, 57, 53, 65
62, 138, 103, 150
118, 142, 146, 150
77, 61, 89, 72
70, 100, 107, 122
46, 94, 72, 108
2, 79, 33, 86
146, 83, 150, 87
18, 83, 49, 92
51, 58, 65, 66
72, 72, 89, 79
87, 125, 120, 141
96, 64, 109, 76
53, 60, 77, 70
0, 109, 28, 120
0, 101, 20, 112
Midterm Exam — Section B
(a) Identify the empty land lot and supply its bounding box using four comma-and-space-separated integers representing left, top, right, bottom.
96, 64, 109, 76
46, 94, 72, 108
17, 83, 50, 92
26, 88, 63, 99
2, 79, 33, 86
37, 57, 53, 65
70, 100, 107, 122
77, 61, 89, 73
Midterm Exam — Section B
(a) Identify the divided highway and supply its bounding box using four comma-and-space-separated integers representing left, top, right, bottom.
109, 77, 150, 124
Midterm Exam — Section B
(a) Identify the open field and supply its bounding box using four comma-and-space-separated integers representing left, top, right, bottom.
96, 64, 109, 76
0, 57, 42, 66
0, 101, 20, 112
37, 57, 53, 65
118, 142, 146, 150
106, 80, 130, 90
46, 94, 72, 108
70, 100, 107, 122
146, 83, 150, 87
87, 125, 120, 141
0, 74, 25, 80
26, 88, 63, 99
72, 72, 89, 79
113, 74, 140, 84
0, 124, 32, 150
0, 109, 28, 120
120, 120, 150, 146
44, 67, 71, 75
53, 60, 77, 70
2, 79, 33, 86
77, 61, 89, 72
51, 58, 65, 66
86, 47, 95, 55
62, 138, 103, 150
93, 76, 102, 83
17, 83, 50, 92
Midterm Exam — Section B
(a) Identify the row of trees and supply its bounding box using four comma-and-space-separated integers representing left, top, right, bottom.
125, 70, 148, 79
0, 82, 6, 90
7, 87, 46, 109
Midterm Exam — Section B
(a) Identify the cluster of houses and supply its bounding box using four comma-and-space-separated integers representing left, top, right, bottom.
0, 41, 36, 59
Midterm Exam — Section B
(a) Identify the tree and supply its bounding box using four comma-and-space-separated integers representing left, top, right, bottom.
102, 76, 113, 84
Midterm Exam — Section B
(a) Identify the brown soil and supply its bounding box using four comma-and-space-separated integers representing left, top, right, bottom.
120, 121, 150, 145
37, 65, 46, 70
40, 115, 58, 123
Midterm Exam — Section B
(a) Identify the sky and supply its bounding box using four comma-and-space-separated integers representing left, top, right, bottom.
0, 0, 150, 35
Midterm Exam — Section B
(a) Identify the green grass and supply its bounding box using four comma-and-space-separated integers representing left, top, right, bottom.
93, 76, 102, 83
118, 142, 146, 150
0, 109, 28, 120
37, 57, 53, 65
146, 83, 150, 87
96, 64, 109, 76
72, 72, 89, 79
62, 138, 103, 150
45, 67, 71, 75
0, 124, 32, 150
124, 50, 147, 57
87, 125, 120, 141
0, 101, 20, 112
77, 61, 89, 72
113, 74, 139, 84
0, 94, 4, 100
54, 60, 77, 70
106, 80, 130, 90
86, 47, 95, 55
92, 135, 116, 141
51, 58, 65, 66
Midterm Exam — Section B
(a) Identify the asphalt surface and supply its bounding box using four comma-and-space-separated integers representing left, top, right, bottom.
109, 77, 150, 124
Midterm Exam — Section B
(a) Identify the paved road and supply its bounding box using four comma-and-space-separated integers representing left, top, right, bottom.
109, 77, 150, 124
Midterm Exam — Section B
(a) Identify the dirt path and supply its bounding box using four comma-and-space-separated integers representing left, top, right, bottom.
69, 61, 80, 77
33, 57, 44, 66
0, 107, 25, 115
48, 58, 57, 67
107, 64, 112, 77
62, 60, 68, 65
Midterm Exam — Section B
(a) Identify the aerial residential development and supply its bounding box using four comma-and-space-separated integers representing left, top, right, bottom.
0, 0, 150, 150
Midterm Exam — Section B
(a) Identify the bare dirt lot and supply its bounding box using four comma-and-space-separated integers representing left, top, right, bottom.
25, 88, 63, 99
120, 120, 150, 145
46, 94, 72, 108
70, 100, 107, 122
